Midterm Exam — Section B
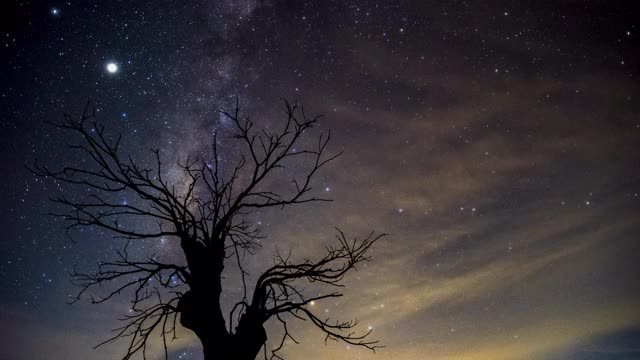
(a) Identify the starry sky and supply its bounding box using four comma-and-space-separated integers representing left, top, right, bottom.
2, 1, 640, 359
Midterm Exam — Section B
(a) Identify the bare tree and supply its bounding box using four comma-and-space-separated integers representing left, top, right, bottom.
30, 100, 384, 360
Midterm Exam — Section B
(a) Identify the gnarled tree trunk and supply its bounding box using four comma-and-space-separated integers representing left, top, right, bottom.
179, 239, 267, 360
179, 290, 267, 360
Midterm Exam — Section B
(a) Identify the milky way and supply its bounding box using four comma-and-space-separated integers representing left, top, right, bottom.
2, 1, 639, 359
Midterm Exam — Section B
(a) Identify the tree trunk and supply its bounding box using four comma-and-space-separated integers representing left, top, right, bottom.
179, 289, 267, 360
201, 332, 266, 360
179, 239, 267, 360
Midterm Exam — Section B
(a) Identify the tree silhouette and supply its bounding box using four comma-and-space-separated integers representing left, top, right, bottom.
30, 100, 383, 360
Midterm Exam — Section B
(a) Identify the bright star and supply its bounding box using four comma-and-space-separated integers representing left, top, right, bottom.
106, 63, 118, 73
51, 8, 60, 15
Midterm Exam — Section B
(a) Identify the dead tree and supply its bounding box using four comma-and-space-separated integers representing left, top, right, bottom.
30, 100, 384, 360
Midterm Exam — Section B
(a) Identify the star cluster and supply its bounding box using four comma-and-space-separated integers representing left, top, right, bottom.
1, 1, 639, 359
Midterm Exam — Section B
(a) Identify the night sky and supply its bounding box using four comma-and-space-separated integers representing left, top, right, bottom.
2, 1, 640, 359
